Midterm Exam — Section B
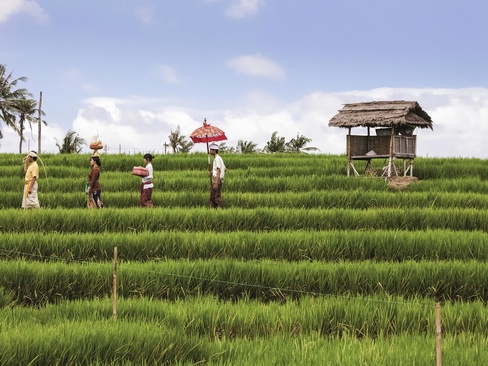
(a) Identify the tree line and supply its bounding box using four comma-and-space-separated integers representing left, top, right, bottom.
167, 126, 319, 154
50, 123, 320, 156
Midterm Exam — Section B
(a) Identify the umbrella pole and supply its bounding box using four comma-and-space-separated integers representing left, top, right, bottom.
206, 140, 212, 186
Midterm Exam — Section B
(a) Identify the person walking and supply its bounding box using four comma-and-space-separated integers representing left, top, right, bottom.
208, 143, 225, 208
86, 155, 104, 208
140, 153, 154, 207
22, 150, 40, 209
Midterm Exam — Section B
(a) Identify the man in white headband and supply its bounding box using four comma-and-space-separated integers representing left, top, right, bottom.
208, 143, 226, 208
22, 151, 40, 208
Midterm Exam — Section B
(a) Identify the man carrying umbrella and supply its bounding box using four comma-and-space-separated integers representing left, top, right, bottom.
189, 118, 228, 208
208, 143, 226, 209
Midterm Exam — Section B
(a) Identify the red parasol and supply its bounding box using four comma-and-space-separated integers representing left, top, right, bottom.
190, 118, 227, 143
190, 118, 227, 184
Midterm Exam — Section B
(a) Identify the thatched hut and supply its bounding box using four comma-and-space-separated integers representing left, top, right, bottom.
329, 100, 433, 177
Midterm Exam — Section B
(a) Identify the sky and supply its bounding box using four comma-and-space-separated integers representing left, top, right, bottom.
1, 0, 487, 158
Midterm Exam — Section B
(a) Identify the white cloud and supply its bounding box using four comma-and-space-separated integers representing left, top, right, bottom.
0, 121, 66, 154
0, 0, 48, 24
155, 65, 180, 84
82, 97, 123, 122
1, 88, 487, 158
227, 54, 286, 80
71, 97, 199, 154
209, 87, 486, 158
226, 0, 265, 18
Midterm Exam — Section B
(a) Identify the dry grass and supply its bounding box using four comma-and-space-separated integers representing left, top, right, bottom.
387, 176, 419, 191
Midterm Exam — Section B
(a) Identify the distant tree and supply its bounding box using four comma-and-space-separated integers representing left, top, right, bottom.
0, 64, 30, 139
216, 142, 235, 153
264, 131, 286, 153
179, 140, 194, 153
237, 140, 258, 154
168, 125, 194, 153
13, 97, 47, 154
285, 133, 319, 153
55, 130, 86, 154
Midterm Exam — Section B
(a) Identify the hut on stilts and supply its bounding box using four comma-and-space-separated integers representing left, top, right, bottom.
328, 100, 433, 177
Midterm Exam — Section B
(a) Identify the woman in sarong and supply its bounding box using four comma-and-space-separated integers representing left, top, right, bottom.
86, 155, 104, 208
140, 153, 154, 207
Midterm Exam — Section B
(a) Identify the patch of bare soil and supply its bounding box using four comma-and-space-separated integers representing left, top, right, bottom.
387, 176, 419, 191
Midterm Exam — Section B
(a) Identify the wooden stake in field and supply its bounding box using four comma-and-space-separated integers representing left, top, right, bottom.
436, 302, 442, 366
113, 247, 118, 320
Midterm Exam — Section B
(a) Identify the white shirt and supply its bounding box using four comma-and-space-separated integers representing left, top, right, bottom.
212, 155, 225, 181
142, 163, 154, 187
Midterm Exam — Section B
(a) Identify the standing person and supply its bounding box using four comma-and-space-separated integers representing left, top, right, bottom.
86, 155, 104, 208
140, 153, 154, 207
22, 150, 40, 209
208, 143, 225, 209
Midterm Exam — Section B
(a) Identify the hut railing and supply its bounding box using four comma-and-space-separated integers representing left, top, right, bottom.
349, 135, 416, 158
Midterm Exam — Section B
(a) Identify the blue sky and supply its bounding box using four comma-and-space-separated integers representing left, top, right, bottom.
1, 0, 487, 157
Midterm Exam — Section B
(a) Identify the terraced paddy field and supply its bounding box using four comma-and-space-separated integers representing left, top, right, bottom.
1, 153, 487, 365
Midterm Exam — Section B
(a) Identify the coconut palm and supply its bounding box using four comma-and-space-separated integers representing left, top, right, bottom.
216, 142, 235, 153
237, 140, 258, 154
264, 131, 286, 153
179, 140, 194, 153
55, 129, 86, 154
168, 125, 194, 153
12, 97, 47, 154
285, 133, 320, 153
0, 64, 30, 139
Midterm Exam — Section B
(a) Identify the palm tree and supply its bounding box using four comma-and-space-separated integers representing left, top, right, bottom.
216, 142, 235, 153
179, 140, 194, 153
0, 64, 30, 139
13, 97, 47, 154
264, 131, 286, 153
237, 140, 258, 154
285, 133, 320, 153
55, 130, 86, 153
168, 125, 194, 153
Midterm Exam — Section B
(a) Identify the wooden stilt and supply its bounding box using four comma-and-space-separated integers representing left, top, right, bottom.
346, 128, 351, 177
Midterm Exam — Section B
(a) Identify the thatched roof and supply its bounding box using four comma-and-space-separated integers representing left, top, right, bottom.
328, 100, 433, 129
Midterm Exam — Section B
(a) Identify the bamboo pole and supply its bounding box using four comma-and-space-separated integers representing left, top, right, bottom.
207, 138, 212, 186
435, 302, 442, 366
388, 129, 394, 177
113, 247, 118, 320
346, 128, 351, 177
37, 91, 42, 154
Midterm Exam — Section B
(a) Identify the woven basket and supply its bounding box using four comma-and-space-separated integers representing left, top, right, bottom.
132, 166, 149, 177
89, 143, 103, 150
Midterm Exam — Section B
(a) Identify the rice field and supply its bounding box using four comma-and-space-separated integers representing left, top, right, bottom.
0, 152, 487, 365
